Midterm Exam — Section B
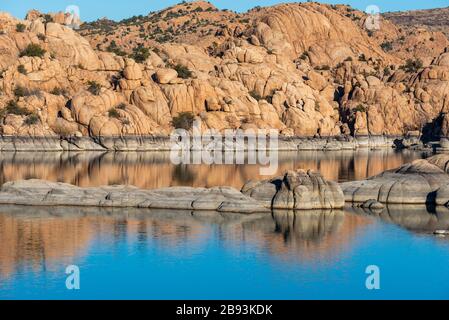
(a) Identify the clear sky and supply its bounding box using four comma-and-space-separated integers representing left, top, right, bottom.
1, 0, 449, 22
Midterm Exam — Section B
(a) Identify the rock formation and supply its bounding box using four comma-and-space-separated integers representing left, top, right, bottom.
0, 168, 346, 211
242, 169, 345, 210
0, 179, 269, 213
341, 154, 449, 205
0, 2, 449, 148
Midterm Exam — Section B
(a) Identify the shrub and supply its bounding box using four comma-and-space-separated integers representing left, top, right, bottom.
130, 45, 150, 63
116, 103, 127, 110
24, 113, 39, 125
37, 33, 46, 41
87, 81, 101, 95
16, 23, 26, 32
354, 104, 367, 113
108, 108, 120, 119
174, 64, 192, 79
400, 59, 423, 73
17, 65, 27, 75
43, 14, 53, 24
20, 43, 46, 58
172, 112, 195, 130
14, 86, 26, 97
106, 40, 127, 56
5, 100, 30, 116
380, 41, 393, 52
50, 87, 67, 96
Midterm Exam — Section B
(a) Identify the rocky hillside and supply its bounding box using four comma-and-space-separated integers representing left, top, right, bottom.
1, 1, 449, 139
384, 7, 449, 35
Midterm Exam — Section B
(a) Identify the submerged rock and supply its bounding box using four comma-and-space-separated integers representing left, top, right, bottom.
361, 199, 385, 210
341, 154, 449, 205
242, 169, 345, 210
0, 179, 269, 214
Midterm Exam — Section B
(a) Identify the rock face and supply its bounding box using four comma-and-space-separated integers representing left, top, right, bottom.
242, 169, 345, 210
341, 154, 449, 205
1, 2, 449, 144
0, 179, 269, 214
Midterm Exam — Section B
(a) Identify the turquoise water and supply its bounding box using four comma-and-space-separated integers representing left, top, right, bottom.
1, 206, 449, 300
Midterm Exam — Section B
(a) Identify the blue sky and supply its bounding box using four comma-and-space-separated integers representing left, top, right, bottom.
1, 0, 449, 22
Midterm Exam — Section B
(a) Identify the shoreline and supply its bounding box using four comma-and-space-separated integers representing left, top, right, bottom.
0, 135, 431, 152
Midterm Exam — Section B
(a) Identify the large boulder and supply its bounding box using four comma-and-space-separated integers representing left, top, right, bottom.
341, 155, 449, 205
242, 169, 345, 210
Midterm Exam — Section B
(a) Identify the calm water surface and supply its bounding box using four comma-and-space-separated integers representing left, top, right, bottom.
1, 149, 448, 300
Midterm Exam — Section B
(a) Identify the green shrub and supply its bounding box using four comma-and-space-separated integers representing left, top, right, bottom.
400, 59, 423, 73
354, 104, 367, 113
380, 41, 393, 52
108, 108, 120, 119
106, 40, 127, 56
16, 23, 26, 32
17, 65, 27, 75
43, 14, 53, 24
4, 100, 30, 116
37, 33, 46, 41
20, 43, 46, 58
129, 45, 150, 63
116, 103, 127, 110
24, 113, 39, 125
172, 112, 195, 130
14, 86, 26, 97
174, 64, 192, 79
50, 87, 67, 96
87, 81, 101, 95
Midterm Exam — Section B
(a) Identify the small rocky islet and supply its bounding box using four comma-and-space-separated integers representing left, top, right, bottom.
2, 154, 449, 213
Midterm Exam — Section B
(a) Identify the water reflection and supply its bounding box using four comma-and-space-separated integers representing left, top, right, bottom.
0, 204, 430, 280
348, 205, 449, 234
0, 149, 428, 188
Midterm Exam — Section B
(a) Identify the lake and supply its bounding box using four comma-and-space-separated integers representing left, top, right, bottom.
1, 149, 449, 300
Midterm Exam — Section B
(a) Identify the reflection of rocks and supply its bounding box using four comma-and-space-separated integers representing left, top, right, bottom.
0, 205, 269, 278
242, 170, 345, 209
342, 155, 449, 205
0, 149, 424, 189
0, 180, 268, 213
348, 205, 449, 234
0, 204, 373, 279
273, 210, 345, 240
241, 209, 371, 261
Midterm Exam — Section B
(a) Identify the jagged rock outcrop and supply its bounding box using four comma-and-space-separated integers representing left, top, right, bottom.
242, 169, 345, 210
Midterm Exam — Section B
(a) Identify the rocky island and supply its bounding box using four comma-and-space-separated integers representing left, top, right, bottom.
1, 154, 449, 212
